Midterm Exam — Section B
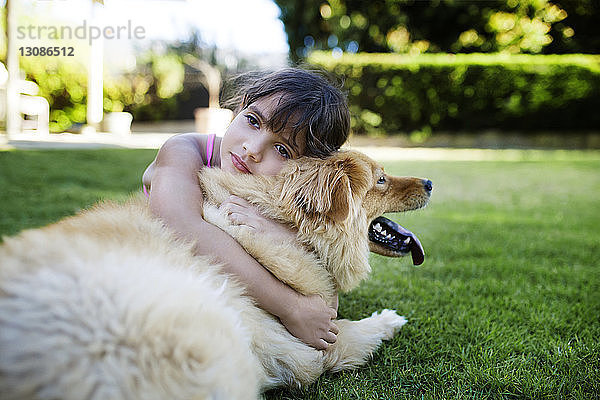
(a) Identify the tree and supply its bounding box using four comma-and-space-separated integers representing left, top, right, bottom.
545, 0, 600, 54
274, 0, 597, 61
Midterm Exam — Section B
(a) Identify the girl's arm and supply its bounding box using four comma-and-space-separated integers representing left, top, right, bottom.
144, 134, 338, 350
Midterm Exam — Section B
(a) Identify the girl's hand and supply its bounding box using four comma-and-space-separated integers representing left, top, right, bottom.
222, 196, 339, 349
221, 195, 297, 241
280, 293, 339, 350
221, 195, 339, 350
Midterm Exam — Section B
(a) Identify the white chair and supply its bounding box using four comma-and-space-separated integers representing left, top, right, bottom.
0, 63, 50, 135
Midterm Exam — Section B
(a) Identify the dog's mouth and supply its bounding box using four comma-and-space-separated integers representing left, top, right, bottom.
368, 216, 425, 265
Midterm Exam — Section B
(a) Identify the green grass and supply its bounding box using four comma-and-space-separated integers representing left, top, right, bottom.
1, 149, 599, 399
0, 149, 157, 236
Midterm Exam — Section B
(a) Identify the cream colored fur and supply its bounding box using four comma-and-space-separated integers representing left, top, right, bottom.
0, 150, 430, 399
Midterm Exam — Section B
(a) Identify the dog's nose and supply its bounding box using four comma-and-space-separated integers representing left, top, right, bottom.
423, 179, 433, 193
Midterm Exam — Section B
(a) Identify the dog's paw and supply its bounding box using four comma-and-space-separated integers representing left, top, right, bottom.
370, 309, 407, 340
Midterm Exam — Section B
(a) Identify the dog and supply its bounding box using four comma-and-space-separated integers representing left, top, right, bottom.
0, 150, 431, 399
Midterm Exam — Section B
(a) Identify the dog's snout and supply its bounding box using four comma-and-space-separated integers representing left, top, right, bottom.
423, 179, 433, 193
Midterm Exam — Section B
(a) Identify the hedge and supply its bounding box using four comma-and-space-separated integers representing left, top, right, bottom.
308, 52, 600, 135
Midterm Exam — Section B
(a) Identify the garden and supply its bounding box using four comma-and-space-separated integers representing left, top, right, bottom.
1, 0, 599, 398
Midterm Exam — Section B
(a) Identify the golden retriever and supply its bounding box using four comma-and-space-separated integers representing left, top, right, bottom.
0, 150, 431, 399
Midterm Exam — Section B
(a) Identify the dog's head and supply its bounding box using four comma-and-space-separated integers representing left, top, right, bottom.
277, 150, 432, 291
198, 150, 431, 292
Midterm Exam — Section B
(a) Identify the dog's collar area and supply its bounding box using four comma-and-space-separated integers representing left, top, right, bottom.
368, 216, 425, 265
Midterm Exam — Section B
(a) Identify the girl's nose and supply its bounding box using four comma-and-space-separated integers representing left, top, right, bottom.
242, 138, 264, 162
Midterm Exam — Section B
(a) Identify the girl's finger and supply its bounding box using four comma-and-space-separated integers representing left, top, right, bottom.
228, 212, 257, 231
223, 203, 251, 217
324, 331, 337, 344
329, 323, 339, 335
228, 212, 245, 222
328, 307, 337, 319
228, 195, 251, 207
316, 339, 329, 351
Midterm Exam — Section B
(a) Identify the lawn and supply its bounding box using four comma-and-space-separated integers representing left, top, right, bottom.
1, 148, 598, 399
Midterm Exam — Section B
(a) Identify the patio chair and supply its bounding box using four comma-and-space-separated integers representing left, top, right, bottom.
0, 62, 50, 135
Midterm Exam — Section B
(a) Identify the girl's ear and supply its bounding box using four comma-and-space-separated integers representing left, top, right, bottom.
280, 153, 372, 223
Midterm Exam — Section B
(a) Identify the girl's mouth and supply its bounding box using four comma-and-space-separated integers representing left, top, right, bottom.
230, 152, 251, 174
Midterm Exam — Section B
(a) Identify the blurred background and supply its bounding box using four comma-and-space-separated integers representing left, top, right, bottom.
0, 0, 598, 147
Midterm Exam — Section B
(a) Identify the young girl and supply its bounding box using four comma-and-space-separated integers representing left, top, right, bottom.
142, 68, 350, 350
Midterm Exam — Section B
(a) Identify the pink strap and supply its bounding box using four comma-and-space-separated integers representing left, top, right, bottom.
206, 133, 216, 168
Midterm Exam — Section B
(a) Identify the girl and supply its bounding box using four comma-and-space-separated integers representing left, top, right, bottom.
142, 68, 350, 350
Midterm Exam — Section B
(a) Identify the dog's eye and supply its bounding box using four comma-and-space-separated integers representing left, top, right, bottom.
377, 176, 386, 185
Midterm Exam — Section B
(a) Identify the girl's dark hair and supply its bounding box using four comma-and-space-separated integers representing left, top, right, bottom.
223, 67, 350, 158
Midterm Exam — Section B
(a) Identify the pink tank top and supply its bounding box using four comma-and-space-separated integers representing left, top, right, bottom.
206, 133, 216, 168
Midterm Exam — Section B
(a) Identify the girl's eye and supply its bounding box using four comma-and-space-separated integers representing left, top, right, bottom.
246, 114, 260, 128
377, 176, 386, 185
275, 144, 291, 159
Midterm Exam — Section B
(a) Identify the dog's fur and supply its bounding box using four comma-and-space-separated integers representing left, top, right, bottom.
0, 150, 430, 399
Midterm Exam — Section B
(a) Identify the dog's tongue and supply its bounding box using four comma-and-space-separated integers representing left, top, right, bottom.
369, 216, 425, 265
395, 223, 425, 266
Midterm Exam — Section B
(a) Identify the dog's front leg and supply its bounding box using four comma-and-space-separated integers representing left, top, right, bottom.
323, 310, 407, 372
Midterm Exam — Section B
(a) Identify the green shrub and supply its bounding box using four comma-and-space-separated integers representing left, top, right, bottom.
308, 52, 600, 134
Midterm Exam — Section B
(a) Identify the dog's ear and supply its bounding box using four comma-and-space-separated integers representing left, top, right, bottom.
333, 152, 373, 201
280, 153, 372, 223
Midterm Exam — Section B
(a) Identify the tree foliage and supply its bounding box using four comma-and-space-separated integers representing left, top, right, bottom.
274, 0, 599, 61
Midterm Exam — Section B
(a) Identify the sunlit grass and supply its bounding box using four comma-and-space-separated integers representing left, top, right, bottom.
0, 149, 156, 236
1, 149, 598, 399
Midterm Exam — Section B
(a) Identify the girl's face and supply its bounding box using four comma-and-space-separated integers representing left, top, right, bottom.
220, 95, 306, 176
